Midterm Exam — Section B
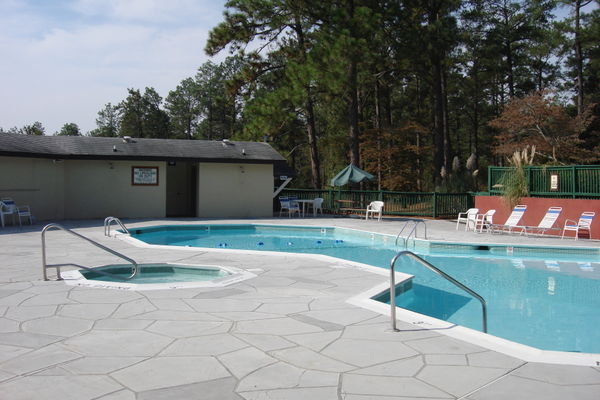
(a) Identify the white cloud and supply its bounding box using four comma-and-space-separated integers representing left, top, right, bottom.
0, 0, 227, 134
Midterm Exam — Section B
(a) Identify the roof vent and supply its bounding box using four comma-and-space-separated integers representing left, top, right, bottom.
122, 136, 133, 143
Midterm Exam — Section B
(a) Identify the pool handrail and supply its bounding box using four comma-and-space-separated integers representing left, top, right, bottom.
389, 250, 487, 333
395, 219, 427, 248
42, 223, 139, 281
104, 216, 130, 237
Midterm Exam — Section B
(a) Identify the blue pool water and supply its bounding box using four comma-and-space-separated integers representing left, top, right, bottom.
130, 224, 600, 354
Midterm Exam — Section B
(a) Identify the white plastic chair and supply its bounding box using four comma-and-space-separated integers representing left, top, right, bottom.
561, 211, 594, 240
279, 196, 300, 218
474, 209, 495, 233
365, 201, 384, 221
312, 198, 324, 216
0, 198, 18, 227
17, 206, 33, 226
1, 198, 33, 227
456, 208, 479, 231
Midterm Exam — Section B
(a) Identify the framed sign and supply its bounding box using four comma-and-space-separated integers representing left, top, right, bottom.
549, 173, 559, 191
132, 166, 159, 186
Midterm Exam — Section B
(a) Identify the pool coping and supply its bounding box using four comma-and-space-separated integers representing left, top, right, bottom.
117, 223, 600, 367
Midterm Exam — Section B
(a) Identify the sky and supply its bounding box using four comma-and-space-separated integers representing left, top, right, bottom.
0, 0, 227, 134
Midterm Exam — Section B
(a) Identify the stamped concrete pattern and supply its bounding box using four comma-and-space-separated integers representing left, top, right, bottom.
0, 217, 599, 399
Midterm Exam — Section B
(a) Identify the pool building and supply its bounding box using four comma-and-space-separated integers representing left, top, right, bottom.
0, 133, 290, 221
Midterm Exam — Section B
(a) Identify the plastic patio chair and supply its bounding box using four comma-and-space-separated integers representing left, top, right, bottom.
456, 208, 479, 231
0, 198, 18, 227
312, 198, 324, 216
279, 196, 300, 218
489, 205, 527, 234
365, 201, 384, 221
519, 207, 562, 236
561, 211, 595, 240
1, 198, 33, 227
474, 209, 496, 233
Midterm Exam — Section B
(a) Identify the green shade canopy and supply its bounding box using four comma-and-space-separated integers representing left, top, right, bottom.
330, 164, 374, 186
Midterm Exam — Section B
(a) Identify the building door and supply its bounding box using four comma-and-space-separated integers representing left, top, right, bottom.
166, 162, 197, 217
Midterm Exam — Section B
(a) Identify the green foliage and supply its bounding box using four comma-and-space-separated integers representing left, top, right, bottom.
89, 103, 119, 137
56, 122, 81, 136
118, 88, 170, 138
22, 122, 45, 136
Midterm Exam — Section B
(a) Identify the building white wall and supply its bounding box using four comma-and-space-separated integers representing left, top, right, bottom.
0, 156, 166, 221
64, 160, 166, 219
0, 156, 65, 220
197, 163, 273, 218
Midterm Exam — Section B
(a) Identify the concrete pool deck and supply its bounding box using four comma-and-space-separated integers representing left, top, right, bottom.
0, 217, 599, 399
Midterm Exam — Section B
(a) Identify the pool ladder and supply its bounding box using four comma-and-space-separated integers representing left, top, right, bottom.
104, 216, 130, 237
42, 223, 139, 281
389, 250, 488, 333
395, 219, 427, 248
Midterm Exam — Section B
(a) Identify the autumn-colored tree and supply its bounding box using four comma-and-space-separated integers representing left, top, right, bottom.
361, 123, 430, 191
489, 91, 587, 164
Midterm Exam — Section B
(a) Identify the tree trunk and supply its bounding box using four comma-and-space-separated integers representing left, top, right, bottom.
295, 17, 322, 188
575, 0, 585, 115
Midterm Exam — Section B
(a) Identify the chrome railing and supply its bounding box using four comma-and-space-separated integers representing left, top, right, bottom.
395, 219, 427, 248
104, 216, 130, 237
42, 223, 139, 281
389, 250, 487, 333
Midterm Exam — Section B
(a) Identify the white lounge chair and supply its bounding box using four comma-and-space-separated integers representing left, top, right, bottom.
456, 208, 479, 231
474, 209, 496, 233
365, 201, 384, 221
489, 205, 527, 234
561, 211, 594, 240
279, 196, 300, 218
520, 207, 562, 236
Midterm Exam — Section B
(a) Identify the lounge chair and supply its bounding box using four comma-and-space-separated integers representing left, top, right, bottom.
279, 196, 300, 218
519, 207, 562, 236
474, 209, 496, 233
489, 205, 527, 234
456, 208, 479, 231
365, 201, 384, 221
561, 211, 594, 240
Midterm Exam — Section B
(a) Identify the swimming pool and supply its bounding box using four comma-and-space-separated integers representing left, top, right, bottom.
129, 224, 600, 354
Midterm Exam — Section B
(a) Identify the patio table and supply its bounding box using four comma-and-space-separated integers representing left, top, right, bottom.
295, 199, 316, 217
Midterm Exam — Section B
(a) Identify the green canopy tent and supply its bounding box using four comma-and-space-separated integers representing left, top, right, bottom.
330, 164, 374, 213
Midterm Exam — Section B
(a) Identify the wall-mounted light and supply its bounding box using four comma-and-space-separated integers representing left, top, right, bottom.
108, 162, 114, 169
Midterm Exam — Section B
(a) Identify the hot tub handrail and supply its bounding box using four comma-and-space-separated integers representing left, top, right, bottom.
104, 216, 130, 237
389, 250, 487, 333
42, 223, 139, 281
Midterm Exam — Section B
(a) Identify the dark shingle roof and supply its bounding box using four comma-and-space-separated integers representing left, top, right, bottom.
0, 134, 286, 164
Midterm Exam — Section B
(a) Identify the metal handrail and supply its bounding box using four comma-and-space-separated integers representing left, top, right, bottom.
42, 223, 139, 281
389, 250, 487, 333
104, 216, 130, 237
394, 219, 427, 247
